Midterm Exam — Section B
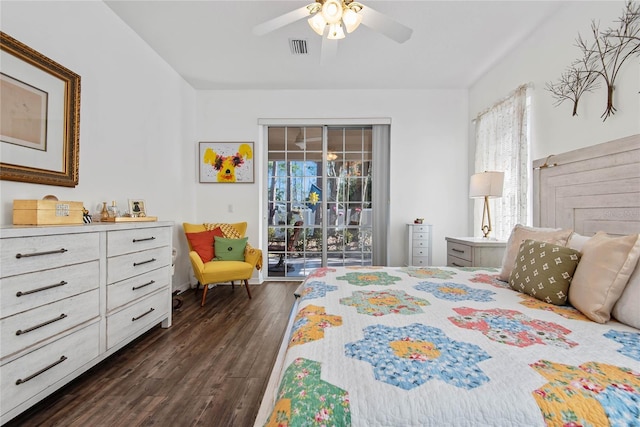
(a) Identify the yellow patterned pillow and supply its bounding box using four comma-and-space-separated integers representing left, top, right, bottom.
204, 222, 242, 238
509, 239, 581, 305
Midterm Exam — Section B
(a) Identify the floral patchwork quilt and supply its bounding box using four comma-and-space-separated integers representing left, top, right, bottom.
259, 266, 640, 427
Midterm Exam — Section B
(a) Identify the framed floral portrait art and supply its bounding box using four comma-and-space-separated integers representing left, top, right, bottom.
199, 141, 254, 183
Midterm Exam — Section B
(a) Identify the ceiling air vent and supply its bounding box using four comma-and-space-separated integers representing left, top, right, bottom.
289, 39, 309, 55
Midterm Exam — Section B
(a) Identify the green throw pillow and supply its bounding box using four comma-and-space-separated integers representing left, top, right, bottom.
214, 236, 247, 261
509, 239, 581, 305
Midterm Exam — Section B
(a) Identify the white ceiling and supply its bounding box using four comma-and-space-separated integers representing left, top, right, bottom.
104, 0, 565, 90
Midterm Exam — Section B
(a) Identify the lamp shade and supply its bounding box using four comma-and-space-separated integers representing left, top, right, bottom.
469, 171, 504, 198
308, 13, 327, 36
322, 0, 343, 24
343, 8, 362, 33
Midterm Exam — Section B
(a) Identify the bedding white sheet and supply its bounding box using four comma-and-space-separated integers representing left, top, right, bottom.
256, 266, 640, 426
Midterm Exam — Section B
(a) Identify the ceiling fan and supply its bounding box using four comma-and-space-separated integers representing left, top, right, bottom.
253, 0, 413, 58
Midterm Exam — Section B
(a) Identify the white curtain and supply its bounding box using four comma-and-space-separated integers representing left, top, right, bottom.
474, 84, 530, 240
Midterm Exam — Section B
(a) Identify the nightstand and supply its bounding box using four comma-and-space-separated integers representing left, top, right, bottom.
445, 237, 506, 267
407, 223, 432, 266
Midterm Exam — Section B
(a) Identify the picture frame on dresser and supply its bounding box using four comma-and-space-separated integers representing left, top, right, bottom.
0, 32, 81, 188
128, 199, 146, 217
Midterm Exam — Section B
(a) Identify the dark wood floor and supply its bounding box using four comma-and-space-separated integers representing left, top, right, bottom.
6, 281, 299, 427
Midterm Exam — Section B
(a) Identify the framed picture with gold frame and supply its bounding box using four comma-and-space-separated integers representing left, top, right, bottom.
128, 199, 146, 217
0, 32, 81, 187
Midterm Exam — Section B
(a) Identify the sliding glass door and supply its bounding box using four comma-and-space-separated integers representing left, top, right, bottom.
266, 125, 374, 278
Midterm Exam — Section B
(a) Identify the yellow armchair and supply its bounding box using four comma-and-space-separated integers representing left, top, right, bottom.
183, 222, 262, 306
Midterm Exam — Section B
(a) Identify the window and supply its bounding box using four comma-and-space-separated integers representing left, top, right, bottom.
473, 84, 531, 239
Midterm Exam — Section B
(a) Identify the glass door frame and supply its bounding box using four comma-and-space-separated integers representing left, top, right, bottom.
259, 118, 390, 280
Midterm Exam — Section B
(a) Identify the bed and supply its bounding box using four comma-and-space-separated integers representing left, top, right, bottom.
255, 134, 640, 427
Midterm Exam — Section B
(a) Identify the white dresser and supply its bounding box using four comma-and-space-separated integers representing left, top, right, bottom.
0, 221, 172, 424
445, 236, 506, 267
406, 223, 432, 266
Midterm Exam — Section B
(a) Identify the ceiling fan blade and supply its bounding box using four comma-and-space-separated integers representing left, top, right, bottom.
359, 5, 413, 43
252, 5, 313, 36
320, 35, 338, 65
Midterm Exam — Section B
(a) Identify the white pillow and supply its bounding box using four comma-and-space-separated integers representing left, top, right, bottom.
612, 263, 640, 329
569, 232, 640, 323
567, 232, 591, 252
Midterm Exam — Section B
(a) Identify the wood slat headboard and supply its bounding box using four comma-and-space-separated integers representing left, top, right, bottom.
533, 134, 640, 236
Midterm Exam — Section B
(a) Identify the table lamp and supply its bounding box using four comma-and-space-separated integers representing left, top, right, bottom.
469, 171, 504, 238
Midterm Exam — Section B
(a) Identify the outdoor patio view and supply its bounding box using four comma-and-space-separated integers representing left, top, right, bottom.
267, 126, 373, 277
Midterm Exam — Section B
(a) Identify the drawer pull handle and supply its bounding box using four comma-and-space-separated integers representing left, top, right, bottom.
16, 356, 68, 385
132, 307, 155, 321
133, 258, 156, 267
451, 262, 464, 267
16, 248, 68, 259
133, 280, 155, 291
16, 313, 67, 336
17, 281, 68, 297
133, 237, 156, 243
451, 248, 465, 253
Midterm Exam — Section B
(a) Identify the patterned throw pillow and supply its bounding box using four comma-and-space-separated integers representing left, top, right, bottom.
509, 239, 581, 305
498, 225, 573, 281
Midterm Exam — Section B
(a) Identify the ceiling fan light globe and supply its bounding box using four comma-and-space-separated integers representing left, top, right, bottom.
342, 8, 362, 33
322, 0, 343, 24
308, 13, 327, 35
327, 22, 345, 39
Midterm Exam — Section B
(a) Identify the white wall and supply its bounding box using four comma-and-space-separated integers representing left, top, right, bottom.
196, 89, 469, 267
6, 2, 629, 276
0, 1, 197, 290
468, 0, 639, 235
470, 1, 639, 162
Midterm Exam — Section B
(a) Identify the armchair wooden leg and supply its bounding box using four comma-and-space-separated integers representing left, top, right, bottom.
201, 284, 208, 307
244, 279, 252, 299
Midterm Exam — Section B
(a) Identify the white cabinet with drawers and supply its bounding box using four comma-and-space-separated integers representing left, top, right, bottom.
0, 221, 172, 425
406, 223, 432, 266
105, 226, 172, 350
445, 236, 506, 268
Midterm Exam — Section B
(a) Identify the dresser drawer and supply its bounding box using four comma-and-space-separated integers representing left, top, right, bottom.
412, 231, 430, 241
107, 246, 171, 285
1, 289, 99, 360
412, 247, 429, 258
0, 322, 99, 417
412, 239, 430, 249
412, 257, 431, 266
1, 261, 99, 320
0, 233, 99, 278
447, 255, 472, 268
412, 225, 430, 234
447, 241, 472, 262
107, 227, 172, 257
106, 289, 169, 349
107, 267, 170, 312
